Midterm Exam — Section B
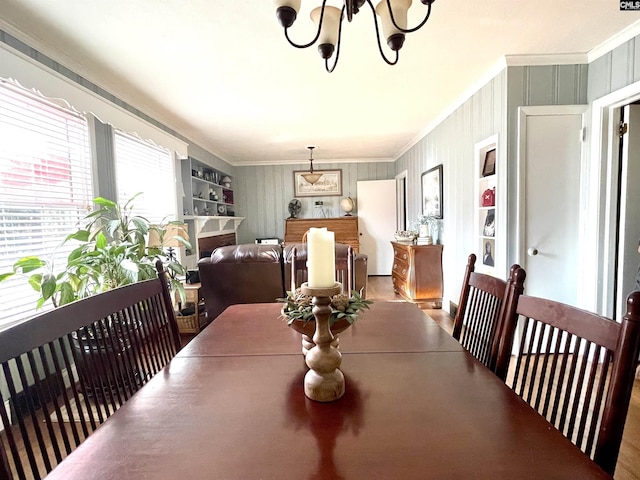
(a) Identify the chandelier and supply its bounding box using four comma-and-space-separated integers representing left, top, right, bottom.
274, 0, 435, 72
302, 146, 323, 185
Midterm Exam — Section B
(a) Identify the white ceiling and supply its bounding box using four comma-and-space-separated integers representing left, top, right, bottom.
1, 1, 639, 166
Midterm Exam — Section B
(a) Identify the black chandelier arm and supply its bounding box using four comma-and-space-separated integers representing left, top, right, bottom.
283, 0, 329, 49
325, 5, 346, 73
385, 0, 433, 34
365, 0, 400, 66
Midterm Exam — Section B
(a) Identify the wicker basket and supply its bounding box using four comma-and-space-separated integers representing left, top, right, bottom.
175, 313, 199, 334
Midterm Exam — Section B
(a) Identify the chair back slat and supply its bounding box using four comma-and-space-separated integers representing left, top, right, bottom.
497, 290, 640, 475
289, 243, 355, 295
0, 262, 181, 479
453, 254, 525, 373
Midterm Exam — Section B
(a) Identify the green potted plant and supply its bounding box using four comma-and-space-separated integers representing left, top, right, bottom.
0, 193, 191, 309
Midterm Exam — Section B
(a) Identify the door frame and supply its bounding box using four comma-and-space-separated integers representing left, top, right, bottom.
516, 105, 588, 304
395, 170, 408, 231
591, 80, 640, 317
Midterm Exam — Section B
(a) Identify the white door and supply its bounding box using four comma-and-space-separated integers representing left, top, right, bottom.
616, 104, 640, 317
357, 180, 396, 275
518, 106, 586, 306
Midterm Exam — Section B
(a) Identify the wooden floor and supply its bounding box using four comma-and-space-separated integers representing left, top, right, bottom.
366, 275, 640, 480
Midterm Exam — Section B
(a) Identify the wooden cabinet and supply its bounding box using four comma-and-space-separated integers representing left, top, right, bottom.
285, 217, 360, 252
391, 242, 443, 308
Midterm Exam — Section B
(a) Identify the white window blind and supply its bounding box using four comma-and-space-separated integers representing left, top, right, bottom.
114, 130, 176, 224
0, 80, 93, 328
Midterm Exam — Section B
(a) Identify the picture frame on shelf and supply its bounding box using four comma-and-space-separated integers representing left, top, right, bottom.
483, 209, 495, 237
293, 169, 342, 197
482, 148, 496, 177
421, 164, 443, 219
482, 239, 495, 267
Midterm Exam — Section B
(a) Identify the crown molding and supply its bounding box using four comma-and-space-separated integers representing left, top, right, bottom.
504, 53, 588, 66
232, 157, 395, 167
588, 19, 640, 63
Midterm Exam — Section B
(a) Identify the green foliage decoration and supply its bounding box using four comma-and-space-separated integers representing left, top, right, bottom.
0, 193, 191, 309
278, 288, 372, 326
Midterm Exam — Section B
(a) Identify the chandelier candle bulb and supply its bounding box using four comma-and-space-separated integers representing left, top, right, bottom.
307, 227, 335, 288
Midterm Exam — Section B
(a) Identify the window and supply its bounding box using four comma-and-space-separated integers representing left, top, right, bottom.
114, 130, 176, 224
0, 80, 93, 328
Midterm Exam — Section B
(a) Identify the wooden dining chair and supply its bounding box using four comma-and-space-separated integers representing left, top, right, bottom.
494, 288, 640, 475
452, 254, 526, 373
287, 243, 355, 295
0, 261, 181, 480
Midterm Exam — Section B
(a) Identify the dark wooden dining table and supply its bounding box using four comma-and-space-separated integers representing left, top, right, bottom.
45, 301, 611, 479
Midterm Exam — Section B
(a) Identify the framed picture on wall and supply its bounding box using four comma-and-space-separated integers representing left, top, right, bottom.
421, 164, 443, 219
482, 148, 496, 176
293, 169, 342, 197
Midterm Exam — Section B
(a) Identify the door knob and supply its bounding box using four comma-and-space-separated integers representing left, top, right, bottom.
527, 247, 538, 256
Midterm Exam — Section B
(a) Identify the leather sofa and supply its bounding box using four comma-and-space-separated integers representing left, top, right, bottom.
198, 243, 368, 321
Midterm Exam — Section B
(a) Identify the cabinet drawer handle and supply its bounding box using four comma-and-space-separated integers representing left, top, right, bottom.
393, 263, 398, 271
394, 249, 398, 256
402, 269, 407, 276
402, 253, 407, 260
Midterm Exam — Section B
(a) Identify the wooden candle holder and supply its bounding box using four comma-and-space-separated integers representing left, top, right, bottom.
301, 282, 344, 402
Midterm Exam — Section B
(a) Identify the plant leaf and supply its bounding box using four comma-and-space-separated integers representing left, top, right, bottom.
41, 274, 57, 301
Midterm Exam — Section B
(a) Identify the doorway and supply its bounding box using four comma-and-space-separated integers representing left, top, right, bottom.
395, 170, 408, 231
592, 82, 640, 318
613, 103, 640, 319
517, 106, 587, 307
357, 179, 397, 275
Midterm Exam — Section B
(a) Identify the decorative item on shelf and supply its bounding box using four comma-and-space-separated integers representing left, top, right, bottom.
217, 205, 226, 215
417, 213, 437, 244
340, 196, 354, 216
483, 209, 495, 237
273, 0, 436, 73
482, 148, 496, 177
314, 200, 326, 218
394, 230, 418, 244
481, 187, 495, 207
288, 198, 302, 219
221, 176, 232, 188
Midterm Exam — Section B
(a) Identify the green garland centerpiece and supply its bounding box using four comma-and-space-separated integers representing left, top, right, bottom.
278, 288, 372, 326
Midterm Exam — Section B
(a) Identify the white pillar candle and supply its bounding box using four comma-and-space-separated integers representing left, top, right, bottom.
307, 227, 335, 288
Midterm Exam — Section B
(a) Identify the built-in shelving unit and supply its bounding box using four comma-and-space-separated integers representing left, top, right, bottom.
181, 157, 235, 217
180, 157, 243, 268
474, 135, 498, 275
